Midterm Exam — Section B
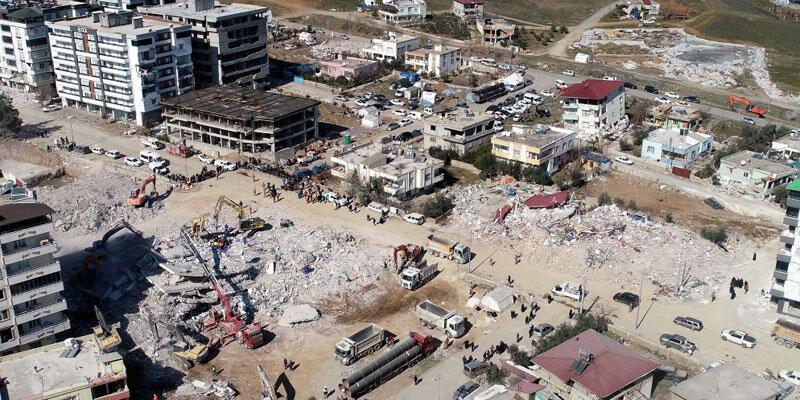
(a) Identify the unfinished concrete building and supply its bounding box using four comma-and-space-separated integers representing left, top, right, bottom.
0, 203, 70, 355
162, 85, 320, 160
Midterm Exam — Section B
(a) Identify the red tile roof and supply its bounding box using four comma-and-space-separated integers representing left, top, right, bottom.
642, 0, 652, 5
454, 0, 484, 4
509, 381, 546, 395
532, 330, 659, 399
523, 191, 570, 209
560, 79, 624, 101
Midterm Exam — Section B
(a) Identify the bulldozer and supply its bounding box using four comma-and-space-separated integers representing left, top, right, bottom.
213, 195, 266, 232
92, 305, 122, 353
157, 319, 210, 369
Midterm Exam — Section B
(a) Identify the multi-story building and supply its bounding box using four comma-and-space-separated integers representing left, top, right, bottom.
139, 0, 269, 87
646, 102, 702, 130
48, 11, 194, 125
404, 44, 461, 78
161, 85, 320, 161
560, 79, 626, 136
491, 124, 577, 173
476, 18, 515, 45
0, 334, 129, 399
452, 0, 483, 21
0, 8, 53, 92
772, 132, 800, 160
718, 150, 796, 197
0, 203, 70, 355
378, 0, 426, 24
361, 31, 419, 62
331, 143, 444, 198
640, 127, 712, 168
423, 113, 496, 156
773, 179, 800, 320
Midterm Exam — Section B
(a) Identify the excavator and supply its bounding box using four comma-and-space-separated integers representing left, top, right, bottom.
92, 305, 122, 353
213, 195, 266, 232
128, 175, 158, 207
156, 319, 210, 369
82, 220, 143, 273
189, 216, 206, 238
392, 244, 424, 272
729, 95, 767, 118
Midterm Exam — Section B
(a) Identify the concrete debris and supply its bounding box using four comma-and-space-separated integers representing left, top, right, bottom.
278, 304, 321, 327
175, 379, 237, 398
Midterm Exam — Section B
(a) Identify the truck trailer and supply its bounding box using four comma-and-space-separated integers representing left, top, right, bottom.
416, 300, 466, 338
335, 324, 392, 365
426, 234, 471, 264
772, 318, 800, 349
400, 262, 438, 290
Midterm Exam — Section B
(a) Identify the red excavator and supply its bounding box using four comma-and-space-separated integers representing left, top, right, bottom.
392, 244, 424, 272
729, 95, 767, 118
128, 175, 157, 207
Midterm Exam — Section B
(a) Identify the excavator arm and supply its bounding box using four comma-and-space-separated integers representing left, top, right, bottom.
214, 195, 247, 220
258, 364, 279, 400
91, 220, 143, 250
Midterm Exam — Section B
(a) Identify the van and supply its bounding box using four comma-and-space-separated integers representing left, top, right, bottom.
139, 149, 163, 163
554, 79, 568, 89
367, 202, 389, 215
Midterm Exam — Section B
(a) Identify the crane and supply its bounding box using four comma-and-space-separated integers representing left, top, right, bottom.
213, 196, 266, 232
92, 305, 122, 353
258, 364, 279, 400
729, 95, 767, 118
128, 175, 157, 207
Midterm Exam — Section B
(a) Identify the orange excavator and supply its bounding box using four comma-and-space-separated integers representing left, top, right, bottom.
729, 95, 767, 118
128, 175, 157, 207
392, 244, 424, 272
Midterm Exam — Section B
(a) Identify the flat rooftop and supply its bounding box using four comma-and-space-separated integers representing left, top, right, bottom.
372, 32, 418, 43
49, 13, 185, 35
774, 133, 800, 149
645, 127, 710, 150
433, 113, 494, 130
162, 85, 320, 122
0, 336, 124, 399
670, 363, 781, 400
651, 103, 701, 121
139, 1, 267, 21
407, 44, 460, 55
0, 202, 54, 229
320, 56, 376, 68
335, 143, 442, 178
721, 150, 795, 176
494, 125, 576, 149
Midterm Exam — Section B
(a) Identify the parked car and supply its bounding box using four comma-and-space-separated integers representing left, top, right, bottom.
602, 75, 618, 81
398, 118, 413, 127
124, 156, 143, 167
385, 122, 400, 131
283, 44, 298, 50
355, 99, 369, 108
367, 202, 389, 215
683, 95, 701, 103
90, 145, 105, 155
453, 381, 480, 400
214, 159, 238, 171
403, 213, 425, 225
779, 370, 800, 386
73, 145, 91, 154
198, 154, 215, 164
660, 333, 696, 355
644, 85, 658, 94
562, 70, 575, 77
624, 81, 638, 89
390, 98, 404, 106
394, 89, 406, 97
338, 34, 349, 40
741, 117, 756, 125
532, 323, 555, 338
614, 156, 634, 165
541, 89, 555, 97
612, 292, 640, 308
673, 316, 703, 331
105, 150, 122, 159
665, 91, 680, 99
554, 79, 568, 89
334, 95, 348, 102
42, 104, 61, 112
720, 329, 757, 348
655, 96, 670, 105
392, 109, 407, 117
149, 160, 169, 175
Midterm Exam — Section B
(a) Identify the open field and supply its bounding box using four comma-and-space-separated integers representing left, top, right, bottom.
288, 14, 384, 37
485, 0, 611, 26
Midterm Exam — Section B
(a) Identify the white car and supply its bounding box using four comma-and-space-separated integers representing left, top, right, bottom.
198, 154, 215, 164
392, 109, 407, 117
423, 107, 434, 116
334, 95, 348, 102
665, 91, 680, 99
105, 150, 122, 159
214, 159, 238, 171
741, 117, 756, 125
403, 212, 425, 225
791, 128, 800, 136
554, 79, 568, 89
390, 98, 404, 106
720, 329, 757, 348
541, 89, 555, 97
562, 70, 575, 77
124, 156, 143, 167
395, 88, 406, 97
614, 156, 634, 165
283, 44, 298, 50
779, 370, 800, 386
398, 118, 412, 127
42, 104, 62, 112
149, 160, 169, 174
602, 75, 618, 81
367, 202, 389, 215
123, 128, 137, 136
655, 96, 670, 104
355, 99, 369, 108
90, 145, 105, 155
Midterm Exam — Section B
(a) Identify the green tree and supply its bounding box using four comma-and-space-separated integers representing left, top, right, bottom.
700, 226, 728, 244
619, 139, 633, 151
486, 364, 508, 385
665, 213, 674, 223
772, 186, 789, 206
0, 94, 22, 135
522, 165, 553, 185
508, 344, 532, 367
598, 192, 612, 206
420, 194, 454, 218
536, 314, 610, 355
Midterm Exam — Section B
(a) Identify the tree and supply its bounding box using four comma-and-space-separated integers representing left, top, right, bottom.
536, 313, 610, 355
772, 186, 789, 206
598, 192, 612, 206
522, 165, 553, 185
665, 213, 674, 223
0, 94, 22, 135
619, 139, 633, 151
485, 364, 508, 385
700, 226, 728, 244
508, 344, 532, 367
627, 99, 650, 127
468, 73, 479, 88
420, 194, 454, 218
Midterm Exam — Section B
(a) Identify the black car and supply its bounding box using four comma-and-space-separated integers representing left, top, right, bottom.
453, 381, 480, 400
613, 292, 640, 308
624, 81, 638, 89
410, 128, 422, 137
456, 102, 468, 108
644, 85, 658, 94
372, 94, 387, 102
486, 105, 499, 112
683, 95, 701, 104
397, 131, 413, 141
536, 108, 552, 118
73, 145, 91, 154
407, 102, 419, 110
385, 122, 400, 131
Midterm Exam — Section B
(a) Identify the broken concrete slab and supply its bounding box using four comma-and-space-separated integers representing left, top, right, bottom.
278, 304, 320, 327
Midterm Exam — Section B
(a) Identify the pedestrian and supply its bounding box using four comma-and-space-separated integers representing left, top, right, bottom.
283, 358, 289, 369
529, 325, 534, 338
323, 387, 329, 397
753, 252, 757, 261
730, 286, 736, 300
462, 355, 467, 365
516, 333, 522, 343
744, 281, 749, 293
546, 294, 553, 304
521, 303, 527, 313
211, 365, 218, 376
568, 309, 574, 319
512, 294, 517, 304
413, 374, 419, 385
464, 340, 470, 350
510, 310, 516, 319
524, 315, 530, 324
711, 291, 716, 302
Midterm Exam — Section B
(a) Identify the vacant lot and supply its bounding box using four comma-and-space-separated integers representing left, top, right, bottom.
485, 0, 610, 26
288, 14, 384, 38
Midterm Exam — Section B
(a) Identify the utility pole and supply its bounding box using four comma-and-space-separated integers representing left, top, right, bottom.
67, 115, 75, 143
635, 271, 644, 330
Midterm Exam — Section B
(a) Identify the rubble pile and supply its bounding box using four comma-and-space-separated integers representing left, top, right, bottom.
38, 170, 164, 234
309, 35, 371, 60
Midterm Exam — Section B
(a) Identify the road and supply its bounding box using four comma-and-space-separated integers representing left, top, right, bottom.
539, 1, 622, 58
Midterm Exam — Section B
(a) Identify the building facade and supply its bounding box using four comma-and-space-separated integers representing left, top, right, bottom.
640, 127, 712, 168
561, 79, 626, 136
452, 0, 483, 21
0, 8, 53, 92
162, 85, 320, 161
423, 114, 496, 155
718, 150, 796, 197
476, 18, 515, 45
773, 179, 800, 320
772, 133, 800, 160
48, 11, 194, 125
491, 124, 577, 174
139, 0, 269, 87
0, 203, 70, 355
646, 103, 701, 130
361, 31, 419, 62
378, 0, 426, 24
404, 44, 461, 78
319, 54, 378, 80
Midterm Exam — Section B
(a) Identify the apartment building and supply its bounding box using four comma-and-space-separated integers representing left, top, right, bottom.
0, 8, 52, 92
378, 0, 426, 24
491, 124, 577, 174
423, 113, 496, 155
452, 0, 483, 21
139, 0, 269, 87
476, 18, 515, 45
0, 203, 70, 355
773, 179, 800, 320
640, 127, 712, 168
404, 44, 461, 78
560, 79, 626, 136
48, 11, 194, 125
718, 150, 796, 197
361, 31, 419, 62
161, 85, 320, 161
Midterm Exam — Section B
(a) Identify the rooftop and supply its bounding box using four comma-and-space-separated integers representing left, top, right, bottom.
49, 12, 186, 35
5, 7, 43, 20
532, 329, 659, 399
334, 143, 442, 178
670, 363, 781, 400
720, 150, 795, 176
139, 1, 267, 22
493, 124, 576, 150
454, 0, 484, 4
162, 85, 320, 122
561, 79, 624, 101
407, 44, 460, 56
0, 202, 54, 229
773, 133, 800, 149
478, 18, 514, 29
0, 335, 126, 399
644, 127, 710, 150
651, 103, 701, 121
320, 55, 377, 69
433, 113, 494, 130
372, 31, 418, 43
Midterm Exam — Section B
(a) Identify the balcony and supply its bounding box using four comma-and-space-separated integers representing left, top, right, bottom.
0, 337, 17, 352
787, 196, 800, 209
19, 318, 70, 345
11, 281, 65, 305
7, 261, 61, 286
785, 215, 799, 228
2, 241, 57, 265
0, 316, 13, 330
0, 221, 53, 244
14, 297, 67, 325
774, 269, 788, 282
562, 102, 578, 110
781, 230, 796, 246
771, 281, 785, 298
562, 111, 578, 121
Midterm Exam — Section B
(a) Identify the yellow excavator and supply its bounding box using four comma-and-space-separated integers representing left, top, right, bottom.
93, 305, 122, 353
157, 319, 210, 369
189, 216, 206, 238
213, 195, 265, 232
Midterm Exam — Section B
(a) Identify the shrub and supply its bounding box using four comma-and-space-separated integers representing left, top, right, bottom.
536, 313, 610, 355
508, 344, 532, 367
486, 364, 508, 385
598, 192, 612, 206
420, 194, 454, 218
627, 200, 638, 211
773, 186, 789, 206
613, 197, 625, 208
665, 213, 674, 223
619, 139, 633, 151
523, 165, 554, 185
700, 226, 728, 244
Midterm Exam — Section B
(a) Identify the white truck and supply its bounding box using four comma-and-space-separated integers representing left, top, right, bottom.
335, 324, 391, 365
400, 262, 437, 290
416, 300, 466, 338
551, 281, 584, 301
426, 234, 471, 264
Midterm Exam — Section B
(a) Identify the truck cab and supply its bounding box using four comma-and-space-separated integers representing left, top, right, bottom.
335, 339, 356, 365
446, 314, 466, 338
400, 269, 419, 290
453, 244, 471, 264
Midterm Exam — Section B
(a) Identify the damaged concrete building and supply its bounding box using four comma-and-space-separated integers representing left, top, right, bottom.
162, 85, 320, 160
718, 150, 796, 197
423, 113, 496, 156
490, 124, 577, 174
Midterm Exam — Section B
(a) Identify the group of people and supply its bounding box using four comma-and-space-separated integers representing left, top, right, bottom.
260, 181, 279, 202
729, 277, 749, 299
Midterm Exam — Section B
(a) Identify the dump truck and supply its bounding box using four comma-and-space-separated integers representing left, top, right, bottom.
772, 318, 800, 349
416, 300, 466, 338
551, 281, 584, 301
335, 324, 392, 365
340, 332, 434, 399
426, 234, 471, 264
400, 262, 437, 290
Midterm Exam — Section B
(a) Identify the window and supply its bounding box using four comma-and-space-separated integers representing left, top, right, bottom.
0, 289, 4, 300
0, 310, 7, 321
647, 146, 655, 154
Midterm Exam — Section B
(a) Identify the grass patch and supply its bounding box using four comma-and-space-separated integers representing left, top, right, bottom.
313, 0, 357, 11
288, 14, 383, 38
425, 0, 453, 11
484, 0, 610, 26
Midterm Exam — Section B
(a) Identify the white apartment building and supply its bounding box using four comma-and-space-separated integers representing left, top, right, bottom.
453, 0, 483, 21
774, 180, 800, 320
0, 8, 53, 92
0, 203, 70, 355
404, 44, 461, 78
561, 79, 626, 136
48, 11, 194, 125
379, 0, 426, 23
361, 31, 419, 62
140, 0, 269, 87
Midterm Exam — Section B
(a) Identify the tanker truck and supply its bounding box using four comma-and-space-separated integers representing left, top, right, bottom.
426, 234, 471, 264
339, 331, 434, 398
335, 324, 393, 365
416, 300, 466, 338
